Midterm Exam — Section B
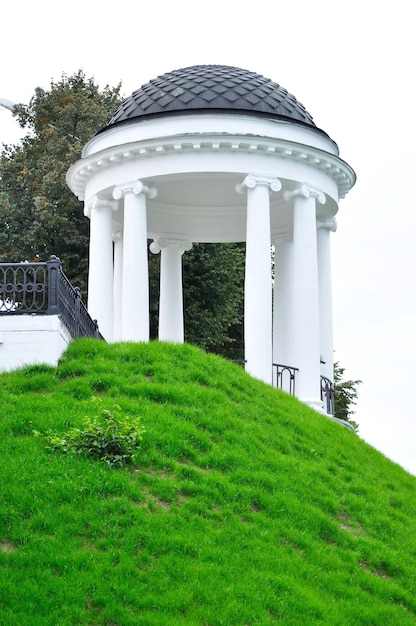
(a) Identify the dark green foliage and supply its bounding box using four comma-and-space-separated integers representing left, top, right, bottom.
183, 243, 245, 358
334, 361, 361, 429
37, 397, 145, 467
0, 71, 123, 295
0, 73, 245, 354
149, 242, 245, 359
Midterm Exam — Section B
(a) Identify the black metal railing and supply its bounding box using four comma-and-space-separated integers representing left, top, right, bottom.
273, 363, 299, 395
0, 256, 102, 340
0, 262, 49, 312
231, 359, 247, 367
321, 375, 335, 416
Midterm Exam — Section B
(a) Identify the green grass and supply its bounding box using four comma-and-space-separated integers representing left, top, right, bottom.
1, 338, 416, 625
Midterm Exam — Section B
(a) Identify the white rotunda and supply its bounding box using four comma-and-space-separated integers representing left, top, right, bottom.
66, 65, 356, 413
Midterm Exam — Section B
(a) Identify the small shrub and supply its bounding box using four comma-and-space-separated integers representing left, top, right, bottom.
35, 397, 145, 468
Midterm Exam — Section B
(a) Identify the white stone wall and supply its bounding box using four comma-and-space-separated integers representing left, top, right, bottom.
0, 315, 71, 372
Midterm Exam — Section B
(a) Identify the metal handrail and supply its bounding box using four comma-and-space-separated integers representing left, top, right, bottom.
321, 375, 335, 416
273, 362, 299, 395
0, 256, 102, 340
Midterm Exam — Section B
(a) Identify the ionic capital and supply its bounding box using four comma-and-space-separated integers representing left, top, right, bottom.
84, 195, 118, 218
149, 235, 192, 255
236, 173, 282, 194
283, 184, 326, 205
113, 180, 157, 200
317, 217, 337, 233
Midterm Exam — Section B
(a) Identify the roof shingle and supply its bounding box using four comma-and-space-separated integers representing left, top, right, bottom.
105, 65, 316, 129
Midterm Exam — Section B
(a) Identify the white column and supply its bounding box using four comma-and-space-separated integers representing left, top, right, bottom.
86, 196, 116, 341
113, 231, 123, 341
317, 218, 337, 381
283, 184, 325, 411
237, 174, 281, 384
272, 233, 295, 391
113, 181, 157, 342
150, 236, 192, 343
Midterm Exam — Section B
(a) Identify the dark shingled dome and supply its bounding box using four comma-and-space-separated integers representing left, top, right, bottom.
105, 65, 316, 129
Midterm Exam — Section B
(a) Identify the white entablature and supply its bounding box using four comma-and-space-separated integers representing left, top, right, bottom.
66, 65, 356, 415
69, 115, 354, 202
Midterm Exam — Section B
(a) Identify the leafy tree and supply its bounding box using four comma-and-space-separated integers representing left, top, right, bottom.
334, 361, 361, 430
0, 71, 123, 294
0, 72, 245, 354
183, 243, 245, 358
149, 243, 245, 360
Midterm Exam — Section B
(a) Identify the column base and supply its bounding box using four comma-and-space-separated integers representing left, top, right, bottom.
301, 397, 325, 413
326, 415, 357, 431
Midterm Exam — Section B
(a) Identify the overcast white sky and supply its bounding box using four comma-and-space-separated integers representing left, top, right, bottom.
1, 0, 415, 475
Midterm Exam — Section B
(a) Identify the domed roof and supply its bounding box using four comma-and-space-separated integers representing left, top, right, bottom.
105, 65, 316, 129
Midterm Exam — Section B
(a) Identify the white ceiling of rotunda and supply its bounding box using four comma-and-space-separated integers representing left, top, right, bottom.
109, 172, 336, 243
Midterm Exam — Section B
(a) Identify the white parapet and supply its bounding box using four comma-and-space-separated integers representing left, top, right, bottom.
0, 315, 72, 372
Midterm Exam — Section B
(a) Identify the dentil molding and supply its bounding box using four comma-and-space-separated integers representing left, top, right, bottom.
67, 133, 355, 201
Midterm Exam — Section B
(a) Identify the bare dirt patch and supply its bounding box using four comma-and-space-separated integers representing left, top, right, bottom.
1, 538, 17, 553
337, 511, 366, 537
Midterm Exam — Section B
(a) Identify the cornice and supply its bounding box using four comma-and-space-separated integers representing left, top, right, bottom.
67, 133, 356, 201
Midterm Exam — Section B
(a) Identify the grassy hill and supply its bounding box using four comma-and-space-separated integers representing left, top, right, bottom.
1, 339, 416, 625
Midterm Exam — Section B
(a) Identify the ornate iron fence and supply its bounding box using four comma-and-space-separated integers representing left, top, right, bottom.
273, 363, 299, 395
0, 256, 102, 340
273, 364, 335, 416
321, 375, 335, 416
